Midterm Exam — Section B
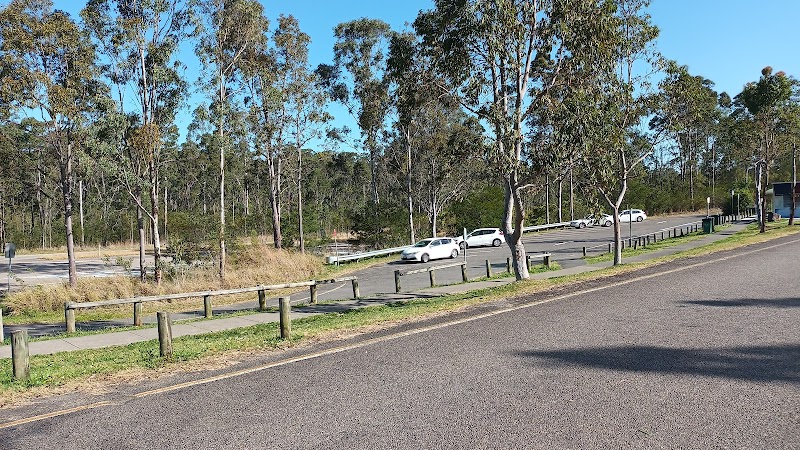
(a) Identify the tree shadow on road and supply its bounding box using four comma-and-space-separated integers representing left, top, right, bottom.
682, 298, 800, 308
516, 344, 800, 383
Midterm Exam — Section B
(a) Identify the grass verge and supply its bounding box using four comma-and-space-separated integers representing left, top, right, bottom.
0, 222, 797, 405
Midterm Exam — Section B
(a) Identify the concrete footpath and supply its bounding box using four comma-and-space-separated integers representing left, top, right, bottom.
0, 221, 750, 359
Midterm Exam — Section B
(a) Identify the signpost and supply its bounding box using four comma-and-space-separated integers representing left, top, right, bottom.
706, 197, 711, 217
4, 242, 15, 295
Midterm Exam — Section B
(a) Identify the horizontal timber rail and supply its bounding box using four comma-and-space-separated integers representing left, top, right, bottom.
394, 262, 468, 293
63, 276, 359, 333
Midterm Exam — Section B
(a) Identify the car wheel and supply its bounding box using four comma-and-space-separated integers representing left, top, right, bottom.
579, 222, 586, 229
605, 221, 612, 227
492, 238, 502, 247
637, 216, 643, 222
421, 253, 430, 263
450, 249, 458, 258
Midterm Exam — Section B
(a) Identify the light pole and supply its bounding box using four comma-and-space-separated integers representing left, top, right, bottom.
706, 197, 711, 217
731, 190, 735, 216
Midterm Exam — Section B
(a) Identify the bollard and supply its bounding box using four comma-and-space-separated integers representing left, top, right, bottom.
11, 330, 30, 381
582, 247, 586, 257
134, 302, 143, 326
461, 263, 468, 282
65, 303, 76, 333
485, 260, 492, 278
661, 231, 664, 240
258, 289, 266, 311
608, 243, 612, 254
310, 284, 318, 304
506, 257, 512, 273
204, 295, 212, 318
526, 255, 532, 270
351, 279, 360, 298
0, 308, 4, 343
157, 311, 173, 359
394, 270, 402, 293
543, 254, 551, 269
279, 297, 291, 339
429, 269, 436, 287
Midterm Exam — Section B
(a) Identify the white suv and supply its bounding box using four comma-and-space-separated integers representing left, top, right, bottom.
454, 228, 505, 249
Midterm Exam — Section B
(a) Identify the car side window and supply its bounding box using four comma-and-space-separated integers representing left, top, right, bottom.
431, 240, 441, 246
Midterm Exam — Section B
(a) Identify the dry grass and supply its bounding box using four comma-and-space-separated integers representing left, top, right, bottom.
3, 239, 326, 316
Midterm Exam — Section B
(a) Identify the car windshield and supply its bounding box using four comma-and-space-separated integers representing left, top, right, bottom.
412, 239, 433, 248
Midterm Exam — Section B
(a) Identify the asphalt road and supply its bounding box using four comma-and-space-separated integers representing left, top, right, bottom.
309, 213, 708, 302
2, 227, 797, 449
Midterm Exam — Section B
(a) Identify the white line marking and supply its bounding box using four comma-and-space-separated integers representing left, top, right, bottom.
554, 242, 567, 246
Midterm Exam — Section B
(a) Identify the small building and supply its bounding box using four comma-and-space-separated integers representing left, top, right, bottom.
771, 182, 800, 218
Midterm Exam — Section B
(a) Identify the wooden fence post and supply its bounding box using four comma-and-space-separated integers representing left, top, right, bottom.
394, 270, 402, 293
11, 330, 29, 381
279, 297, 291, 340
157, 311, 173, 359
351, 279, 360, 298
429, 269, 436, 287
203, 295, 212, 319
65, 303, 76, 333
485, 260, 492, 278
461, 263, 468, 282
133, 302, 142, 326
310, 284, 318, 304
608, 243, 612, 253
258, 289, 266, 311
0, 308, 4, 343
582, 247, 586, 257
543, 254, 551, 269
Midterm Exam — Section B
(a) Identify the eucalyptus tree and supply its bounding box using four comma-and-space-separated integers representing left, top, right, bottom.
273, 15, 330, 253
82, 0, 192, 283
650, 63, 719, 209
317, 18, 394, 208
195, 0, 268, 278
734, 67, 799, 232
414, 0, 622, 279
0, 0, 106, 287
573, 0, 661, 265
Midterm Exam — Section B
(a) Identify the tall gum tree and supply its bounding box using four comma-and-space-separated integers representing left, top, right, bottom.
415, 0, 622, 279
82, 0, 192, 284
195, 0, 268, 279
734, 67, 798, 233
0, 0, 105, 287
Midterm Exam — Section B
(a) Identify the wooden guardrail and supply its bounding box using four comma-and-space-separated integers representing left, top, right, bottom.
393, 252, 552, 293
63, 276, 359, 333
394, 262, 468, 293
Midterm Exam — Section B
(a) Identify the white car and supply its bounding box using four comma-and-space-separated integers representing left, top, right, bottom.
619, 209, 647, 223
570, 214, 614, 228
453, 228, 505, 249
400, 238, 460, 263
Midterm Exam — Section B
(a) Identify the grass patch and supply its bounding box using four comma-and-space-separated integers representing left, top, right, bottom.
1, 222, 797, 404
1, 242, 399, 325
585, 228, 714, 264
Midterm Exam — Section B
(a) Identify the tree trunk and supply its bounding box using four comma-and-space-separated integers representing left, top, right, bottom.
405, 131, 415, 244
136, 194, 146, 282
545, 174, 550, 224
59, 142, 77, 288
297, 146, 305, 253
790, 144, 797, 226
612, 205, 622, 265
756, 161, 765, 233
78, 179, 84, 247
502, 172, 529, 281
557, 178, 563, 223
569, 165, 574, 220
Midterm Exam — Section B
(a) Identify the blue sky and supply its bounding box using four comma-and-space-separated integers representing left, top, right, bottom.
51, 0, 800, 140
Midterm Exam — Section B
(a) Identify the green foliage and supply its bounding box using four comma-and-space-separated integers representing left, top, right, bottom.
447, 185, 505, 233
